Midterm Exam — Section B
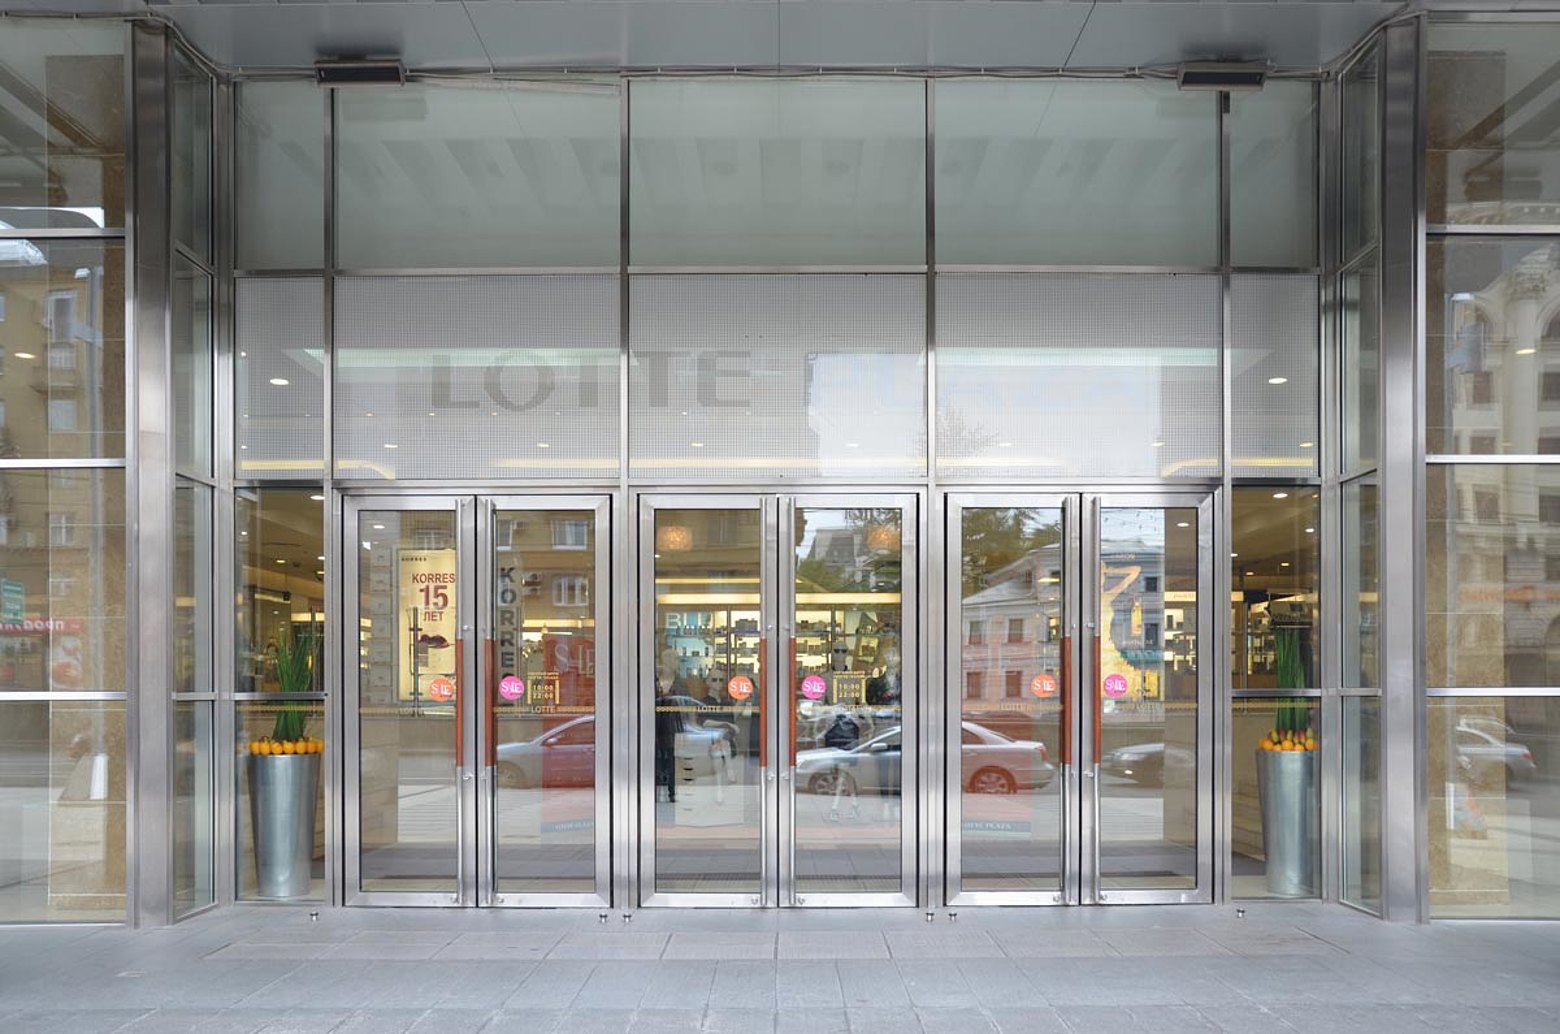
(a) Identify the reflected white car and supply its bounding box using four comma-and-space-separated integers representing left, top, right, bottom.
795, 721, 1053, 796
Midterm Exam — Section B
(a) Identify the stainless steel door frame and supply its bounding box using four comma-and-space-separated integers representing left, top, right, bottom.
781, 493, 919, 908
1079, 491, 1216, 906
477, 495, 613, 908
944, 493, 1081, 907
637, 494, 774, 908
342, 494, 478, 907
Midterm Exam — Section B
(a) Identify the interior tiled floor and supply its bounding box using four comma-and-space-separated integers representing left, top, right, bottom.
1, 903, 1557, 1032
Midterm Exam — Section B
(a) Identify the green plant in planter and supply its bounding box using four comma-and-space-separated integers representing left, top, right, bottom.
270, 626, 318, 744
1262, 626, 1315, 752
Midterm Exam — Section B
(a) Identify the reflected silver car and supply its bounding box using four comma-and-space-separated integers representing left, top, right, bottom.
795, 721, 1053, 796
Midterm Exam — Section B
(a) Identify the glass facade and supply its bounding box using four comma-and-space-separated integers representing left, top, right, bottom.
4, 8, 1555, 928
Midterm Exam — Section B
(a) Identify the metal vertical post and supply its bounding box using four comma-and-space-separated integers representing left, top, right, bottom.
1376, 18, 1428, 923
130, 21, 175, 928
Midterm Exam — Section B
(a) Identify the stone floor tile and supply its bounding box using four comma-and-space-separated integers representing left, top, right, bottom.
984, 1006, 1072, 1033
894, 960, 976, 1009
914, 1006, 998, 1032
776, 959, 844, 1008
775, 1007, 849, 1034
637, 961, 716, 1009
550, 934, 670, 961
955, 958, 1048, 1008
479, 1009, 564, 1033
1, 1011, 153, 1034
778, 931, 888, 960
1193, 1004, 1302, 1034
837, 958, 911, 1010
701, 1007, 775, 1033
845, 1008, 922, 1034
406, 1009, 497, 1034
1095, 929, 1234, 957
630, 1008, 707, 1032
993, 930, 1120, 958
710, 960, 778, 1010
663, 933, 777, 960
553, 1009, 637, 1034
505, 960, 597, 1010
115, 1009, 268, 1033
319, 941, 445, 960
254, 1010, 358, 1034
885, 930, 1001, 959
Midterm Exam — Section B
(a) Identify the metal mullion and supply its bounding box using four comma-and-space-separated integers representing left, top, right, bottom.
1426, 454, 1560, 465
0, 459, 128, 469
1427, 686, 1560, 699
333, 266, 621, 278
616, 75, 633, 912
923, 77, 940, 911
474, 497, 496, 906
321, 80, 341, 908
775, 496, 795, 906
172, 240, 215, 277
1427, 224, 1560, 236
212, 68, 238, 912
0, 692, 129, 702
1216, 84, 1234, 904
0, 228, 126, 240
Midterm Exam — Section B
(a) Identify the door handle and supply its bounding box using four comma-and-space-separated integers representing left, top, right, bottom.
1092, 634, 1103, 762
1060, 634, 1073, 767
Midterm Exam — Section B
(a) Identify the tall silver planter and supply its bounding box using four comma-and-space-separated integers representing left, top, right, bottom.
249, 752, 321, 899
1255, 748, 1317, 897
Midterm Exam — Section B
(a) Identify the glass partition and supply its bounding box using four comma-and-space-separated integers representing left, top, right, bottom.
337, 83, 620, 270
1342, 259, 1381, 477
935, 80, 1217, 267
935, 274, 1220, 479
1230, 276, 1320, 477
235, 82, 324, 271
630, 79, 925, 267
1343, 479, 1379, 690
334, 275, 620, 480
628, 275, 925, 480
1342, 696, 1383, 913
1342, 49, 1380, 262
1428, 25, 1560, 226
1229, 82, 1318, 269
235, 277, 325, 479
1427, 239, 1560, 457
0, 21, 125, 229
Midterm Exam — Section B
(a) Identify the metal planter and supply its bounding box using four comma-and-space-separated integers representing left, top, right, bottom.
1255, 748, 1318, 897
248, 752, 321, 899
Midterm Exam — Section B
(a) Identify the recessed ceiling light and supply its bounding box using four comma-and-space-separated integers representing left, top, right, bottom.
1299, 442, 1315, 449
536, 442, 550, 448
383, 443, 397, 449
372, 524, 385, 531
1151, 440, 1165, 448
1231, 552, 1239, 558
269, 377, 290, 386
316, 555, 325, 561
998, 442, 1014, 448
239, 351, 247, 358
1268, 377, 1288, 385
1177, 521, 1190, 528
1273, 492, 1289, 499
365, 412, 374, 418
690, 442, 705, 448
1280, 561, 1291, 567
1245, 570, 1255, 577
1305, 527, 1315, 534
1516, 347, 1537, 356
309, 494, 325, 501
275, 558, 286, 565
13, 352, 35, 360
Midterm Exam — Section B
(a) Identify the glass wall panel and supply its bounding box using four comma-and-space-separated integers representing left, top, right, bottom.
629, 275, 924, 480
235, 277, 324, 479
1342, 49, 1380, 261
235, 82, 324, 271
173, 259, 213, 477
935, 274, 1220, 479
335, 275, 620, 480
0, 22, 125, 229
1426, 465, 1560, 689
1232, 698, 1320, 899
1429, 696, 1560, 917
0, 240, 125, 460
1229, 82, 1317, 269
1342, 257, 1380, 474
956, 506, 1064, 894
1342, 695, 1383, 913
1343, 478, 1379, 689
175, 481, 213, 697
171, 50, 212, 263
0, 699, 126, 921
1232, 488, 1320, 691
1427, 238, 1560, 457
337, 83, 620, 270
1230, 275, 1320, 477
630, 79, 924, 267
174, 700, 214, 915
935, 80, 1217, 267
0, 469, 125, 694
1428, 25, 1560, 227
235, 489, 324, 695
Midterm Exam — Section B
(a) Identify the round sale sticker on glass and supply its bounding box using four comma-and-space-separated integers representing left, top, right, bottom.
727, 675, 754, 701
1031, 673, 1057, 698
1102, 673, 1129, 698
498, 675, 525, 701
428, 677, 456, 703
801, 675, 827, 701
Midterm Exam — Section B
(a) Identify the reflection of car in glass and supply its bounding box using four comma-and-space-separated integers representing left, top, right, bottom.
1100, 742, 1196, 786
1455, 725, 1537, 788
495, 714, 596, 788
795, 721, 1053, 796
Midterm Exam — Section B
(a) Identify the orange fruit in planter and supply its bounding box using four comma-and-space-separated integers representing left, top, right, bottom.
248, 740, 261, 755
284, 740, 298, 755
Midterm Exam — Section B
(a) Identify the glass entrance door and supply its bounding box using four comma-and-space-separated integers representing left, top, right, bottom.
343, 495, 610, 906
639, 494, 918, 907
946, 492, 1213, 905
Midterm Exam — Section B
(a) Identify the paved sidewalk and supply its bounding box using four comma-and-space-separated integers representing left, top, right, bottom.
0, 903, 1557, 1032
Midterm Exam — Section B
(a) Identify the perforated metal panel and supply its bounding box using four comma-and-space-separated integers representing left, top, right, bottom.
1230, 275, 1320, 477
235, 277, 324, 479
334, 276, 620, 480
935, 274, 1221, 479
629, 275, 926, 480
